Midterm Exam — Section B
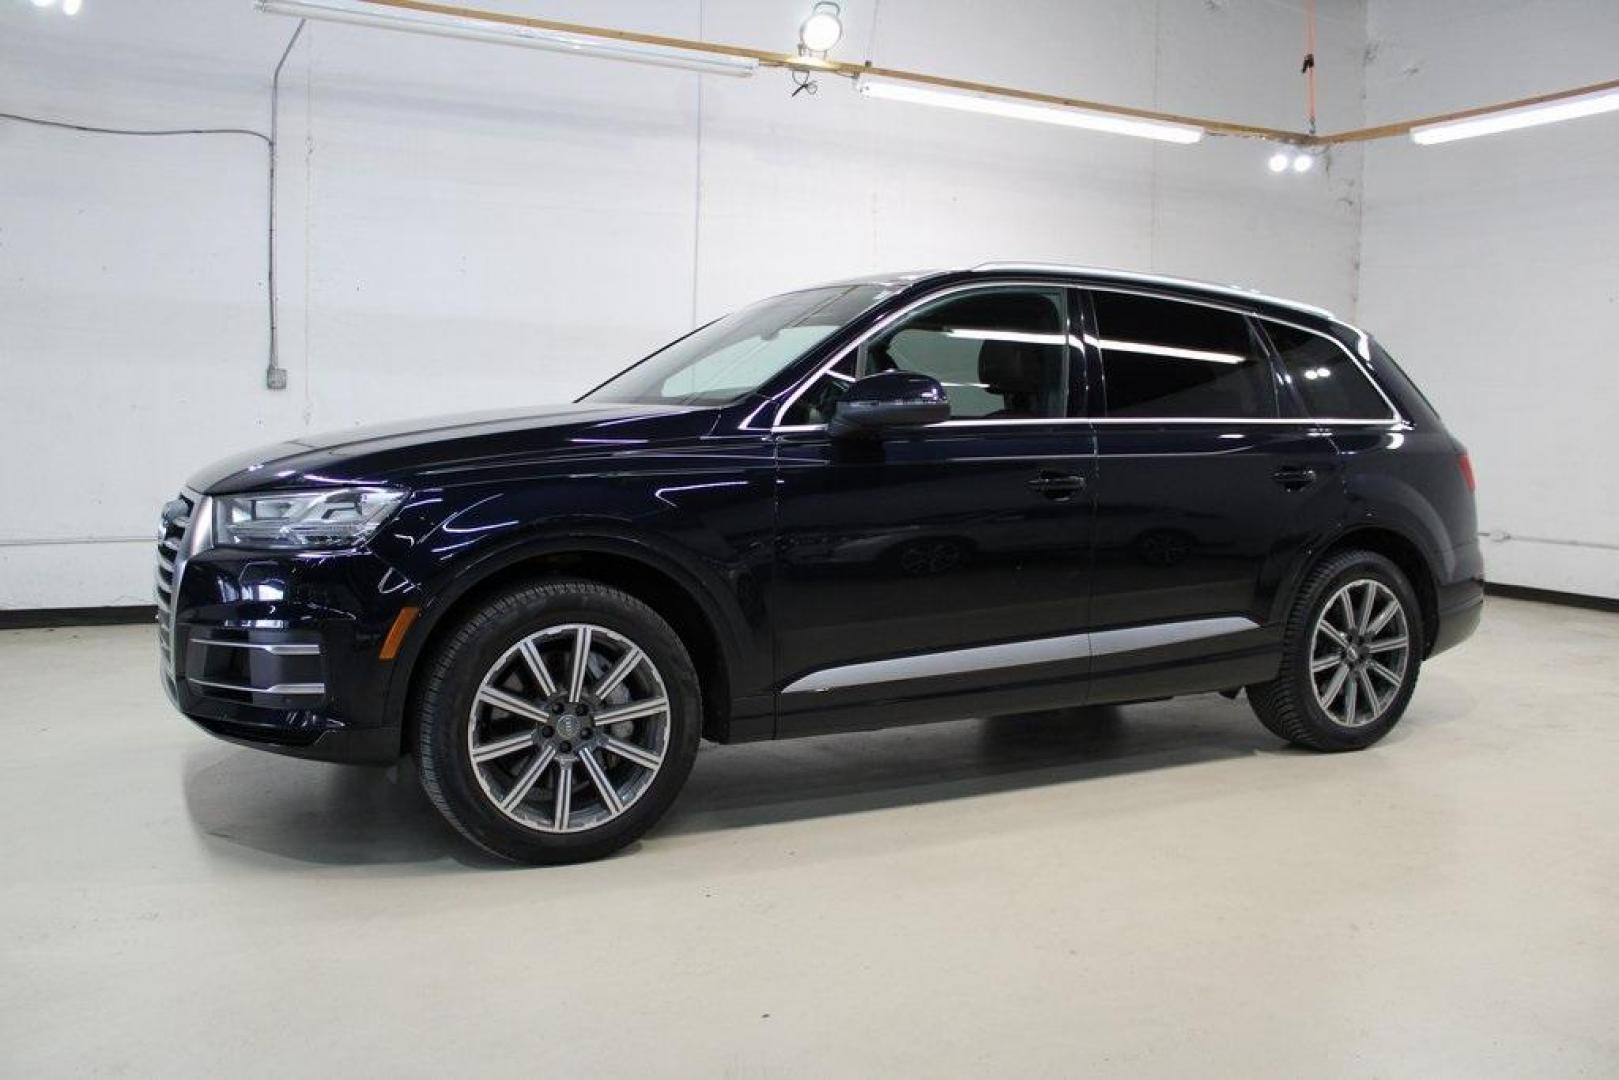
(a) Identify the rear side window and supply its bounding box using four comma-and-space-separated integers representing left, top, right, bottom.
1089, 292, 1275, 419
1264, 321, 1391, 420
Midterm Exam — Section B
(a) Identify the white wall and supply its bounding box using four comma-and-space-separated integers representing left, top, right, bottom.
1359, 1, 1619, 599
5, 0, 1374, 609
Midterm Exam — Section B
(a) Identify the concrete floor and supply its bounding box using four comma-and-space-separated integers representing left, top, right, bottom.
1, 596, 1616, 1077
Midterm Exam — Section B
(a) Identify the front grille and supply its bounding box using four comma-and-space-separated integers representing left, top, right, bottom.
156, 492, 195, 693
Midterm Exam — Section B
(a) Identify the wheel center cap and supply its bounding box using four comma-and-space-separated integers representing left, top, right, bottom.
555, 713, 582, 740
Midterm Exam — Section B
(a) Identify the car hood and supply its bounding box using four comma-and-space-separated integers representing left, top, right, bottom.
187, 402, 713, 494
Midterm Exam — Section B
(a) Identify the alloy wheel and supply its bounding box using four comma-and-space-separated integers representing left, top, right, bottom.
466, 623, 670, 833
1308, 578, 1411, 728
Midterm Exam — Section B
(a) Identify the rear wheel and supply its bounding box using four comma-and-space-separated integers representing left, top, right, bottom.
1248, 550, 1423, 751
414, 580, 701, 864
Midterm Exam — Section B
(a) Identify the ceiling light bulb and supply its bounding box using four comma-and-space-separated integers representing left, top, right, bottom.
1267, 152, 1289, 173
31, 0, 59, 7
799, 2, 843, 53
63, 0, 82, 12
1292, 151, 1314, 172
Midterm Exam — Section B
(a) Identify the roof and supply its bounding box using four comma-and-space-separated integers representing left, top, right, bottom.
965, 261, 1337, 321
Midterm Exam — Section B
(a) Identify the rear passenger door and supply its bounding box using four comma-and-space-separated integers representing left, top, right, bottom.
1081, 288, 1343, 702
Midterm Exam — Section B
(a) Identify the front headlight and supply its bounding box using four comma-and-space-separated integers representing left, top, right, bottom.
213, 487, 408, 550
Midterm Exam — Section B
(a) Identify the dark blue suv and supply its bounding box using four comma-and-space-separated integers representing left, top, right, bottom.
157, 263, 1483, 863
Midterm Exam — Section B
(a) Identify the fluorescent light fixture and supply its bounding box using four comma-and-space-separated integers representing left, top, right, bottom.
1410, 87, 1619, 145
855, 75, 1204, 144
255, 0, 759, 77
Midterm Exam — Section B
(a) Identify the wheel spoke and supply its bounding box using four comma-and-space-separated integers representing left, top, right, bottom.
1356, 669, 1382, 716
1366, 601, 1400, 637
1357, 582, 1378, 634
1319, 663, 1351, 707
1343, 673, 1359, 723
1367, 658, 1403, 686
472, 731, 536, 763
1366, 635, 1408, 654
553, 759, 574, 830
477, 686, 552, 725
578, 747, 625, 816
1311, 652, 1343, 673
568, 627, 592, 702
1335, 590, 1356, 633
595, 697, 669, 726
592, 645, 644, 702
518, 638, 558, 697
1317, 622, 1350, 650
603, 736, 662, 770
499, 745, 556, 812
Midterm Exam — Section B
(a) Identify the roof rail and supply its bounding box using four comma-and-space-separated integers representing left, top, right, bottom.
968, 262, 1336, 320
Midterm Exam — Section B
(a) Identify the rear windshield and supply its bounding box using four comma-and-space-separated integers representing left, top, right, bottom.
583, 284, 891, 407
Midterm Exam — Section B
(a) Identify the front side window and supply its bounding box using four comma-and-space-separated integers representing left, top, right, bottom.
1089, 291, 1275, 419
783, 287, 1071, 425
1264, 321, 1392, 420
583, 284, 891, 407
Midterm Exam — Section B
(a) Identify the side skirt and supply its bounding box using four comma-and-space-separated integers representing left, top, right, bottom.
774, 616, 1279, 739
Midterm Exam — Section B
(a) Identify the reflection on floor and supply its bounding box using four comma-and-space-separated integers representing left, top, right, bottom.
3, 597, 1617, 1075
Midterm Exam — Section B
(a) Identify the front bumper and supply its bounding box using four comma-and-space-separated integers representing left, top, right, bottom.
158, 497, 411, 764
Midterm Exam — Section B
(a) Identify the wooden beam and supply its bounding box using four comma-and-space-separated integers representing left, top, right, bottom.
346, 1, 1616, 150
350, 0, 1307, 142
1314, 75, 1619, 145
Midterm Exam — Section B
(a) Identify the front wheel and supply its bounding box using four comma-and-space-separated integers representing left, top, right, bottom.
414, 580, 701, 864
1248, 550, 1424, 751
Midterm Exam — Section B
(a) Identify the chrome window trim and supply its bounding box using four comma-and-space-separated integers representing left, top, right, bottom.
765, 278, 1406, 432
781, 615, 1259, 695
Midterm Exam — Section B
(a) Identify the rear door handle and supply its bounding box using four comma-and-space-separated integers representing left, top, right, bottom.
1027, 471, 1087, 500
1272, 466, 1319, 491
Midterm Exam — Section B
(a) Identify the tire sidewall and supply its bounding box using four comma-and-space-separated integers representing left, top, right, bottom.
1288, 552, 1424, 750
418, 584, 701, 863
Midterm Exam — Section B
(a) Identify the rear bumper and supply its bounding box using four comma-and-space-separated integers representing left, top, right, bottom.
160, 544, 412, 765
1430, 578, 1484, 658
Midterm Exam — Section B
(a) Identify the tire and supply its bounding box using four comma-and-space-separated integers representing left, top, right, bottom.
413, 579, 701, 864
1248, 550, 1424, 752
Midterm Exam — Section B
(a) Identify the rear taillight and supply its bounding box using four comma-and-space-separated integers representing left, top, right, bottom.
1456, 449, 1476, 492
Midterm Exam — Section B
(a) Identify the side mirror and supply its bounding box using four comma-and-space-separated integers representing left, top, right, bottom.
828, 370, 950, 439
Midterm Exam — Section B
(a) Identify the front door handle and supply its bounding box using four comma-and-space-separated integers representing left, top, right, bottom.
1272, 466, 1319, 491
1027, 471, 1087, 500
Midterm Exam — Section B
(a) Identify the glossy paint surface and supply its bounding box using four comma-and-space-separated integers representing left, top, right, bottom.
160, 267, 1483, 762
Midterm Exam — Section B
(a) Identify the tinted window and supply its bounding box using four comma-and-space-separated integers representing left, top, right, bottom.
784, 288, 1070, 424
1090, 292, 1274, 419
1265, 322, 1391, 420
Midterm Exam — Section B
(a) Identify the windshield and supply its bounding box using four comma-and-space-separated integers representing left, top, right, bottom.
582, 283, 892, 407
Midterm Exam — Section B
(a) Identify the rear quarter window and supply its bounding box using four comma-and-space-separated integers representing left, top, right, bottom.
1264, 321, 1392, 420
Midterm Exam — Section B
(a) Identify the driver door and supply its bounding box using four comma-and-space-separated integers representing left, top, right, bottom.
769, 284, 1097, 736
